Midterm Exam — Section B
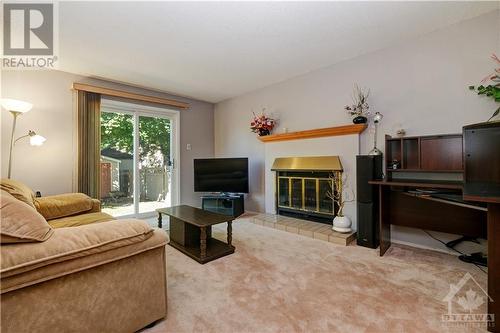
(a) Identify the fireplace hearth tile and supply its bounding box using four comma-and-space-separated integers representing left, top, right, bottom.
298, 221, 315, 228
253, 218, 264, 226
315, 224, 332, 231
298, 229, 314, 237
264, 221, 276, 228
281, 219, 301, 225
265, 216, 280, 223
251, 214, 355, 246
308, 223, 330, 232
329, 231, 356, 246
276, 224, 287, 231
313, 231, 330, 241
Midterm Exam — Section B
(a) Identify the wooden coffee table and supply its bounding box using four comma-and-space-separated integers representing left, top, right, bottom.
157, 205, 235, 264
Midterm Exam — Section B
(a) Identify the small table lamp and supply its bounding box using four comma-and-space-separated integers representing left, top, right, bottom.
1, 99, 46, 178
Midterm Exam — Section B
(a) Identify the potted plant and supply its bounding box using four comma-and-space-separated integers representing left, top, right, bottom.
345, 84, 370, 124
469, 54, 500, 121
327, 173, 355, 233
250, 109, 276, 136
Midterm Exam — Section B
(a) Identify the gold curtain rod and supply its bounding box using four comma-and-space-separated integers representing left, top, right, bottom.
72, 83, 189, 110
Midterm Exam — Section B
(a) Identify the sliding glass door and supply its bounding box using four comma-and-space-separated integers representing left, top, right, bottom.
100, 100, 179, 218
138, 115, 173, 214
100, 112, 135, 216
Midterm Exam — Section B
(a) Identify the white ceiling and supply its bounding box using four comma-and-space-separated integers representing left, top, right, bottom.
59, 2, 499, 103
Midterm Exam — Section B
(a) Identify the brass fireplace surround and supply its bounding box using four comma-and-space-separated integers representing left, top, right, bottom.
272, 156, 343, 218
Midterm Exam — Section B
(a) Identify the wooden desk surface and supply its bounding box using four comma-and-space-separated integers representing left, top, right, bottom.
463, 182, 500, 203
369, 179, 463, 190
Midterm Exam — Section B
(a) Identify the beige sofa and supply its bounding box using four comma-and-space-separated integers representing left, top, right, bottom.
1, 189, 169, 333
0, 178, 115, 228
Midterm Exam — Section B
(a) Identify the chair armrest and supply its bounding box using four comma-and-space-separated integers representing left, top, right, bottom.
34, 193, 94, 220
89, 199, 101, 213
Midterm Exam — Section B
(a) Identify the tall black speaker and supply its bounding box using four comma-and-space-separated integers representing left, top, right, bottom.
356, 155, 383, 248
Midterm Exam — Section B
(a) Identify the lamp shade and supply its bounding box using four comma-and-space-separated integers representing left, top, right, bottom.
1, 99, 33, 113
29, 134, 46, 146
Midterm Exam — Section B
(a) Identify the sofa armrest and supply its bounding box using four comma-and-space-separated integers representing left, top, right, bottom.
89, 199, 101, 213
34, 193, 94, 220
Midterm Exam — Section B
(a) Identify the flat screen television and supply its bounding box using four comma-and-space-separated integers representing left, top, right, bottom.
194, 158, 249, 193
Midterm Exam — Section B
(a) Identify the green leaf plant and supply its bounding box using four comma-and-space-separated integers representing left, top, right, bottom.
469, 54, 500, 121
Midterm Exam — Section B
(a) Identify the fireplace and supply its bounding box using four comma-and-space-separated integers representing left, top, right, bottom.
271, 156, 343, 224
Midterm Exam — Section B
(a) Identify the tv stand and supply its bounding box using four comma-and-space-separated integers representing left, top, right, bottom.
201, 194, 244, 218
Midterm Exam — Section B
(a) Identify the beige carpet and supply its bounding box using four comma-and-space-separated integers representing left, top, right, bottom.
143, 218, 487, 333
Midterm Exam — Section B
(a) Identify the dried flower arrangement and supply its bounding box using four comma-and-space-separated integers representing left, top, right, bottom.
345, 84, 370, 124
326, 173, 355, 217
327, 173, 355, 233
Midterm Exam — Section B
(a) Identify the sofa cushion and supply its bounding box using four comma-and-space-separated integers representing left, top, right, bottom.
48, 212, 114, 228
89, 198, 101, 213
1, 219, 154, 278
0, 179, 35, 208
34, 193, 94, 220
1, 229, 168, 294
1, 190, 54, 244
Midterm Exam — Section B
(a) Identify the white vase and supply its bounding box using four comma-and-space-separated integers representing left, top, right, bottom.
332, 215, 352, 233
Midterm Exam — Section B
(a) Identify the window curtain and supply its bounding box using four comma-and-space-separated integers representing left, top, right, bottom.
77, 91, 101, 199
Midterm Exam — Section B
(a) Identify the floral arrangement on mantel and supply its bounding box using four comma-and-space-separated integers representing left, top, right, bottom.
250, 109, 276, 136
345, 84, 370, 124
469, 53, 500, 121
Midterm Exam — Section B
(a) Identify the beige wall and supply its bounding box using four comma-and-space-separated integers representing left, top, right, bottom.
1, 70, 214, 207
215, 11, 499, 251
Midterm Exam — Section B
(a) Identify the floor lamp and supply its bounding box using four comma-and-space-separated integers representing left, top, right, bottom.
1, 99, 46, 179
368, 112, 384, 155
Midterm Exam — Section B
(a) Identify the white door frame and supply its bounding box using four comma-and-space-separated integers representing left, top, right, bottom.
101, 98, 180, 219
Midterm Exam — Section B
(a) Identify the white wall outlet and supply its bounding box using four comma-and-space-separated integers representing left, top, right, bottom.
186, 143, 192, 151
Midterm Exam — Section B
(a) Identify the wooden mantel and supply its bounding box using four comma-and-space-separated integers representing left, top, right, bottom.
258, 124, 367, 143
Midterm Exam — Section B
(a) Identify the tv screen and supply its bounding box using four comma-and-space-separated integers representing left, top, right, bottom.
194, 158, 249, 193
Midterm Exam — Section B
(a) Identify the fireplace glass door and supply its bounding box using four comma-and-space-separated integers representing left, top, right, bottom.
278, 178, 290, 207
304, 179, 317, 211
277, 174, 337, 218
318, 180, 334, 213
291, 179, 303, 208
